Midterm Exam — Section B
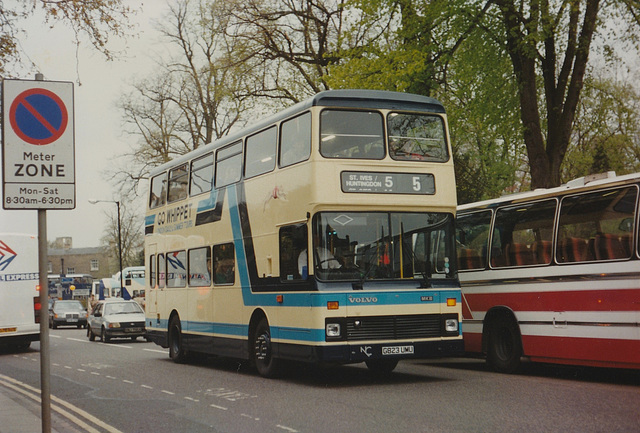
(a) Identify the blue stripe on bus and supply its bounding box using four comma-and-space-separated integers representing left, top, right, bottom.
196, 189, 219, 212
227, 184, 256, 304
145, 214, 156, 226
182, 320, 326, 342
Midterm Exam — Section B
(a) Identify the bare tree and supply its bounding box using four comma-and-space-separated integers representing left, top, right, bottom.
0, 0, 135, 76
99, 201, 144, 274
218, 0, 351, 103
117, 0, 253, 195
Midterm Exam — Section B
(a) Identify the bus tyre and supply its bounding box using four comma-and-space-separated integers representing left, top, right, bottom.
365, 359, 399, 375
87, 326, 95, 341
253, 318, 280, 378
487, 315, 522, 373
169, 316, 188, 364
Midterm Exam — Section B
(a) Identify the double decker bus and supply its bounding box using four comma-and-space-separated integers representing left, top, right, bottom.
456, 172, 640, 372
47, 273, 93, 301
144, 90, 463, 376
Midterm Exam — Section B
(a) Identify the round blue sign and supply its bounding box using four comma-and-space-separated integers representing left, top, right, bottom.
9, 88, 68, 145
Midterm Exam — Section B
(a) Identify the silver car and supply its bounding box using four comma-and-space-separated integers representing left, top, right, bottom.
87, 299, 146, 342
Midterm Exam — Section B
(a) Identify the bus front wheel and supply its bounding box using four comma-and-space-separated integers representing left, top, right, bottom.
169, 316, 188, 364
486, 314, 522, 373
252, 318, 280, 378
365, 359, 399, 375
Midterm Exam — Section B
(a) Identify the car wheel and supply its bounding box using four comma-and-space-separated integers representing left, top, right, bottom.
169, 316, 188, 363
101, 327, 110, 343
87, 325, 95, 341
252, 317, 281, 378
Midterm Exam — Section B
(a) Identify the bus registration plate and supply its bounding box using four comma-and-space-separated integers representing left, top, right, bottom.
0, 327, 17, 334
382, 345, 414, 355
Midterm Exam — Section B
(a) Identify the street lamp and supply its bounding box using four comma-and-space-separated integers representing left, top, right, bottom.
89, 199, 123, 297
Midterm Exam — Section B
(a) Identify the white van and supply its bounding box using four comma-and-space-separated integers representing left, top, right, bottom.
0, 233, 40, 350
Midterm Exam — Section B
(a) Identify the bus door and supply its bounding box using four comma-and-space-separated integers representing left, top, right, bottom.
147, 244, 158, 315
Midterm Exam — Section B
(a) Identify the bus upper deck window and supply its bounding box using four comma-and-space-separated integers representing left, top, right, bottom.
320, 110, 384, 159
149, 173, 167, 209
168, 164, 189, 203
388, 113, 448, 162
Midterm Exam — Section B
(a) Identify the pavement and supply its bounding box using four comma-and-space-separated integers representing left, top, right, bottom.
0, 385, 64, 433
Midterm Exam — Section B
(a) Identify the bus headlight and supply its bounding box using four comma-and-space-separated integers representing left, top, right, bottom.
445, 318, 458, 332
326, 323, 341, 338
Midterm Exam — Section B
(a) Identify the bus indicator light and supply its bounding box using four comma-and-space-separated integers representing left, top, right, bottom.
327, 301, 339, 310
276, 295, 284, 304
447, 298, 456, 307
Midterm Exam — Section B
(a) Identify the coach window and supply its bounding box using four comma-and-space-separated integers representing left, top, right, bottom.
455, 210, 492, 270
279, 224, 308, 280
245, 126, 277, 178
149, 172, 167, 208
149, 255, 156, 288
166, 251, 187, 288
213, 243, 235, 285
167, 164, 189, 203
557, 186, 637, 263
320, 110, 385, 159
215, 141, 243, 187
157, 254, 165, 289
491, 200, 556, 268
188, 247, 211, 287
190, 153, 214, 196
280, 112, 311, 167
388, 113, 448, 162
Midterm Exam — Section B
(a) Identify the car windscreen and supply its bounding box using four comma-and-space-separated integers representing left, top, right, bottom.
104, 302, 143, 315
54, 302, 85, 312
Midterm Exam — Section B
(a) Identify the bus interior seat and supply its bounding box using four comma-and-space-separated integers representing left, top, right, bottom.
594, 233, 631, 260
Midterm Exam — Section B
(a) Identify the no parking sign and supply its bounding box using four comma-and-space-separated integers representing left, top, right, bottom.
2, 79, 75, 209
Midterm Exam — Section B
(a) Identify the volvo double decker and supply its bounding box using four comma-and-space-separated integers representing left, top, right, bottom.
145, 90, 463, 376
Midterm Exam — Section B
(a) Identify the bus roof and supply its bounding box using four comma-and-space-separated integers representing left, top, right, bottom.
458, 171, 640, 211
149, 89, 446, 177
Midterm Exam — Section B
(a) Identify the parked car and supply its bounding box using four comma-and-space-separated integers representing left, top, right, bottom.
87, 299, 146, 342
49, 300, 88, 329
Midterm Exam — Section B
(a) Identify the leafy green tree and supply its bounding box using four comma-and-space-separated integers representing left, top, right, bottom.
563, 74, 640, 181
488, 0, 640, 188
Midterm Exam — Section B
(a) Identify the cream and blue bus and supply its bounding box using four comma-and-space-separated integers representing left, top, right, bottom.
144, 90, 463, 376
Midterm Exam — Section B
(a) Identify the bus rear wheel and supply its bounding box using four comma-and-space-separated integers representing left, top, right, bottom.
252, 318, 280, 378
486, 315, 522, 373
169, 316, 188, 364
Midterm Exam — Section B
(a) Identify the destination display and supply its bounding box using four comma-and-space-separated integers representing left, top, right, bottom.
341, 171, 435, 195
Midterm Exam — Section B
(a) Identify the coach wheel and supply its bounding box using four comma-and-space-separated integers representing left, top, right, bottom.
252, 317, 280, 378
169, 316, 188, 364
486, 315, 522, 373
365, 359, 399, 375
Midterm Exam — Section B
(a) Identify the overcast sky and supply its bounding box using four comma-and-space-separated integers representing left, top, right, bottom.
1, 2, 168, 248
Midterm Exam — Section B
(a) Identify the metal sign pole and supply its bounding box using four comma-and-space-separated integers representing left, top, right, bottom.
35, 72, 52, 433
38, 209, 51, 433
